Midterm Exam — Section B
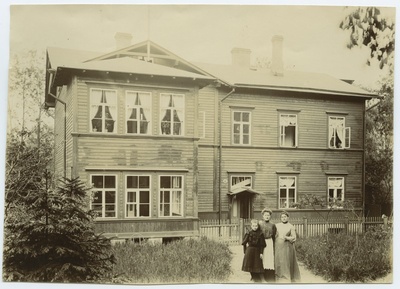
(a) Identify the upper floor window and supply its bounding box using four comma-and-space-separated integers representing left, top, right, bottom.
126, 91, 152, 134
90, 89, 117, 133
328, 177, 344, 208
279, 176, 297, 209
160, 94, 184, 136
328, 116, 351, 149
91, 175, 117, 218
280, 114, 297, 147
126, 175, 151, 218
232, 111, 251, 145
159, 176, 183, 217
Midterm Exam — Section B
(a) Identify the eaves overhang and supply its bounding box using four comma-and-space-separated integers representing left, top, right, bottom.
233, 83, 378, 99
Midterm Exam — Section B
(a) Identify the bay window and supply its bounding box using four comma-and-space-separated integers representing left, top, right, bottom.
160, 94, 184, 136
126, 91, 152, 134
91, 175, 117, 218
90, 89, 117, 133
159, 176, 183, 217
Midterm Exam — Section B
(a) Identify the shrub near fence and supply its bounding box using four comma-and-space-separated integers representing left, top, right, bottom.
199, 216, 389, 244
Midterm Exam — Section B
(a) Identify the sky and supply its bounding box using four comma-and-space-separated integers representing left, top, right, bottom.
1, 1, 400, 289
6, 4, 396, 85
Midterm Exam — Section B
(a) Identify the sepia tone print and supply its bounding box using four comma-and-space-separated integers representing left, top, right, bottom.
2, 3, 395, 286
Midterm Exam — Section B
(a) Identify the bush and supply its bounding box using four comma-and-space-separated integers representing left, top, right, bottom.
296, 226, 392, 282
3, 177, 115, 282
108, 237, 232, 283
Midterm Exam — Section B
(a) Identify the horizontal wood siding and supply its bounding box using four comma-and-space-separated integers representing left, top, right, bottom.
221, 91, 365, 149
95, 218, 199, 238
197, 146, 216, 212
74, 136, 196, 220
198, 85, 218, 144
65, 77, 76, 178
54, 79, 76, 180
218, 148, 363, 211
75, 77, 196, 137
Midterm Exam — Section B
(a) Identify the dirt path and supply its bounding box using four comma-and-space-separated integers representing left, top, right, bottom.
227, 245, 393, 284
227, 245, 325, 283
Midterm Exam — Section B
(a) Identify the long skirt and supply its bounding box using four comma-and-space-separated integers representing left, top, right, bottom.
242, 247, 264, 273
274, 239, 301, 282
262, 238, 274, 270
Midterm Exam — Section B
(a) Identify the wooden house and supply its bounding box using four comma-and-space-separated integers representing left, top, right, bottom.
45, 33, 375, 240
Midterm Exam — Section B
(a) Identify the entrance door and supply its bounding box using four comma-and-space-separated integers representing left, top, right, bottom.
232, 193, 252, 219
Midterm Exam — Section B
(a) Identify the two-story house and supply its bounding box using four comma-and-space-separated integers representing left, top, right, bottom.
45, 33, 375, 240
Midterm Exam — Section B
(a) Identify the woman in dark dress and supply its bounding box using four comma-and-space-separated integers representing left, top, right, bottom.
259, 208, 276, 282
241, 219, 266, 282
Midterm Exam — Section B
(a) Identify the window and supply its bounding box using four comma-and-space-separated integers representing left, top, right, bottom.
90, 89, 117, 133
159, 176, 183, 217
126, 175, 150, 217
279, 176, 296, 209
91, 175, 117, 218
328, 177, 344, 208
160, 94, 184, 136
230, 176, 252, 190
126, 91, 151, 134
232, 111, 251, 145
328, 116, 351, 149
280, 114, 297, 147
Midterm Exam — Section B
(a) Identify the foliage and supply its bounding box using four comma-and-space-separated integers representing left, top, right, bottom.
108, 238, 232, 283
364, 74, 393, 208
340, 6, 394, 212
296, 225, 392, 282
8, 50, 53, 132
339, 7, 395, 70
3, 177, 115, 282
4, 126, 54, 216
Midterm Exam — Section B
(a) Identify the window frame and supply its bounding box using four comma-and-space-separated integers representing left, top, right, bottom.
90, 174, 118, 219
159, 93, 185, 136
158, 175, 184, 217
278, 175, 297, 209
230, 175, 253, 190
89, 88, 118, 134
125, 175, 151, 218
231, 110, 252, 145
279, 113, 298, 148
327, 176, 345, 208
125, 90, 152, 135
328, 115, 351, 149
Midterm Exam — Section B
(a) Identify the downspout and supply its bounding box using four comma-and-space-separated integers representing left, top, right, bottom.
47, 90, 67, 179
362, 101, 366, 218
218, 87, 235, 225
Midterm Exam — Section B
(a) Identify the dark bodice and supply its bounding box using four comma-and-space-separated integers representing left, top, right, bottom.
259, 220, 276, 240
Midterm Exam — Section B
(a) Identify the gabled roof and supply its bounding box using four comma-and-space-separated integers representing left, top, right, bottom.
45, 45, 215, 107
194, 62, 376, 98
84, 40, 213, 78
45, 39, 376, 108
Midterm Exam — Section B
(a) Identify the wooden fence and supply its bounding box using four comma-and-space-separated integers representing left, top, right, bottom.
199, 216, 390, 245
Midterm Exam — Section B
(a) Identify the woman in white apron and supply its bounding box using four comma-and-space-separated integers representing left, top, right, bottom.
258, 208, 276, 282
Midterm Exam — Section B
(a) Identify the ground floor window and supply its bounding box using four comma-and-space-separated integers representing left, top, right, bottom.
91, 175, 117, 218
279, 176, 297, 209
328, 177, 345, 208
126, 175, 151, 217
159, 175, 183, 217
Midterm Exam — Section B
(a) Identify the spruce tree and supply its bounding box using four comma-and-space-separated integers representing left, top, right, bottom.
3, 176, 115, 282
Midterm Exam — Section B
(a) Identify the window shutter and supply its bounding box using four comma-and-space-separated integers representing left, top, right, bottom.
344, 127, 351, 148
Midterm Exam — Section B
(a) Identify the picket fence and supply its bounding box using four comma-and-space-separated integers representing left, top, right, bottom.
199, 216, 389, 245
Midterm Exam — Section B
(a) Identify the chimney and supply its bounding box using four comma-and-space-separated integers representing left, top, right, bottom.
271, 35, 284, 76
231, 47, 252, 68
114, 32, 133, 50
